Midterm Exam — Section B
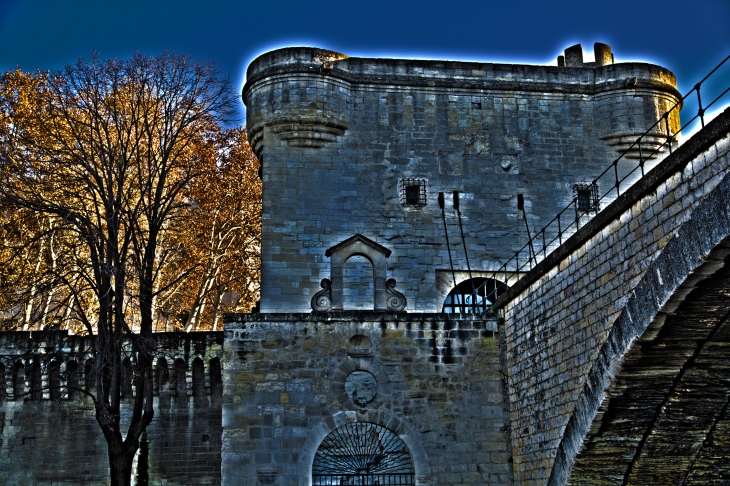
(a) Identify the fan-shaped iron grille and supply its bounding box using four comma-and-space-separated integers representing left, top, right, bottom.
312, 422, 415, 485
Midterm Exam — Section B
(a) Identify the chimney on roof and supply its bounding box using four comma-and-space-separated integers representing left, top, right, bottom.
564, 44, 584, 67
558, 43, 613, 67
594, 43, 613, 66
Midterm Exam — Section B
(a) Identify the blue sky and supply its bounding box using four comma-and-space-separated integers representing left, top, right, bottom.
1, 0, 729, 127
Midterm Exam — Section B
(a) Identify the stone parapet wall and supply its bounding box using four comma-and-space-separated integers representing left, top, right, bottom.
0, 331, 223, 485
222, 312, 511, 486
499, 108, 730, 484
243, 48, 679, 101
243, 47, 680, 313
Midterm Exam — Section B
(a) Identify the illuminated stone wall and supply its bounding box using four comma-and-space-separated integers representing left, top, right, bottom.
222, 312, 511, 486
243, 45, 680, 313
499, 105, 730, 484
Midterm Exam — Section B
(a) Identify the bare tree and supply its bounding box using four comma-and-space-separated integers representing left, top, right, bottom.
0, 53, 234, 485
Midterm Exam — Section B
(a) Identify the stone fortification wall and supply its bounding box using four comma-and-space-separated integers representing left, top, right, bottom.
0, 331, 223, 485
243, 46, 680, 313
222, 312, 511, 486
498, 108, 730, 484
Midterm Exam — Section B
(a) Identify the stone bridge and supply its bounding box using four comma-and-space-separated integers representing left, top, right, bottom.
496, 107, 730, 485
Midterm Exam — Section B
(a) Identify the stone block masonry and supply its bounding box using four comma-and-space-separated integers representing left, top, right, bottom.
0, 44, 705, 485
498, 107, 730, 484
0, 331, 224, 485
222, 312, 512, 486
244, 47, 680, 313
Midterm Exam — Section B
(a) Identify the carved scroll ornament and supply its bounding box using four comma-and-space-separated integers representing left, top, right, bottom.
311, 279, 332, 313
386, 278, 407, 312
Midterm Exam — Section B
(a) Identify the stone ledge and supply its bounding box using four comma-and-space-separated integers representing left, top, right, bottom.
224, 311, 500, 326
243, 47, 680, 101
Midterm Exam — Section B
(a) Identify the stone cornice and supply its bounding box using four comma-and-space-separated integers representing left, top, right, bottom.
243, 47, 681, 103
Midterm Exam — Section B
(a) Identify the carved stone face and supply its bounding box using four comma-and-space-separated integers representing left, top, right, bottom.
345, 371, 378, 406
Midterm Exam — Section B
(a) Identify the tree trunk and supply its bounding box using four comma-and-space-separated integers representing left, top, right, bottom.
211, 289, 222, 331
185, 265, 218, 331
108, 440, 136, 486
22, 237, 46, 330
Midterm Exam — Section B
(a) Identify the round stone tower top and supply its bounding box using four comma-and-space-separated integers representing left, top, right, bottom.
245, 47, 348, 85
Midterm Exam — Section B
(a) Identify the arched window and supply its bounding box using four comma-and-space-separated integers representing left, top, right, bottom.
0, 362, 6, 402
209, 358, 222, 400
156, 357, 169, 396
121, 358, 133, 399
442, 277, 506, 313
48, 359, 62, 400
191, 358, 207, 408
66, 361, 79, 400
84, 358, 95, 396
29, 360, 42, 400
174, 359, 187, 397
312, 422, 414, 485
343, 255, 374, 310
13, 362, 24, 399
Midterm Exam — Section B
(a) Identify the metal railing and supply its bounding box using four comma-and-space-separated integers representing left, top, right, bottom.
312, 473, 415, 485
472, 53, 730, 310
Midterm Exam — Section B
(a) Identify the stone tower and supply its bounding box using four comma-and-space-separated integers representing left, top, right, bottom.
220, 44, 681, 485
243, 43, 680, 314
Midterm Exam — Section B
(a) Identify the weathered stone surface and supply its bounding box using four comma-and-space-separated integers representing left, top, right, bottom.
4, 45, 728, 486
0, 331, 223, 485
569, 243, 730, 485
244, 46, 680, 313
222, 312, 512, 486
498, 107, 730, 484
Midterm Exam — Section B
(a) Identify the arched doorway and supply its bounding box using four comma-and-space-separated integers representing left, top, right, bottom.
312, 422, 415, 485
343, 255, 375, 310
442, 277, 506, 313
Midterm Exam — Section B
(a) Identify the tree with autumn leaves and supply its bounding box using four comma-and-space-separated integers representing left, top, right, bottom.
157, 125, 261, 332
0, 53, 260, 485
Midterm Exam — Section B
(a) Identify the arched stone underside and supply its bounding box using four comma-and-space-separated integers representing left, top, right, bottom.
549, 166, 730, 485
568, 245, 730, 485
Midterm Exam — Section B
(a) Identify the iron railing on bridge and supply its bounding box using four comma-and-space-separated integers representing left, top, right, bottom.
472, 53, 730, 311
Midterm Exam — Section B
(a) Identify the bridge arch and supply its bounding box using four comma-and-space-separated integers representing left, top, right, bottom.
543, 117, 730, 484
567, 240, 730, 483
497, 108, 730, 484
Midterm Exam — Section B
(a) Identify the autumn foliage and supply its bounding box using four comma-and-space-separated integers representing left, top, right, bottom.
0, 53, 260, 485
157, 126, 261, 331
0, 66, 260, 334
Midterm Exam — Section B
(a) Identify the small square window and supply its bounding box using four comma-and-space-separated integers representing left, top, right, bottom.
405, 185, 420, 205
574, 183, 598, 213
400, 179, 427, 207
